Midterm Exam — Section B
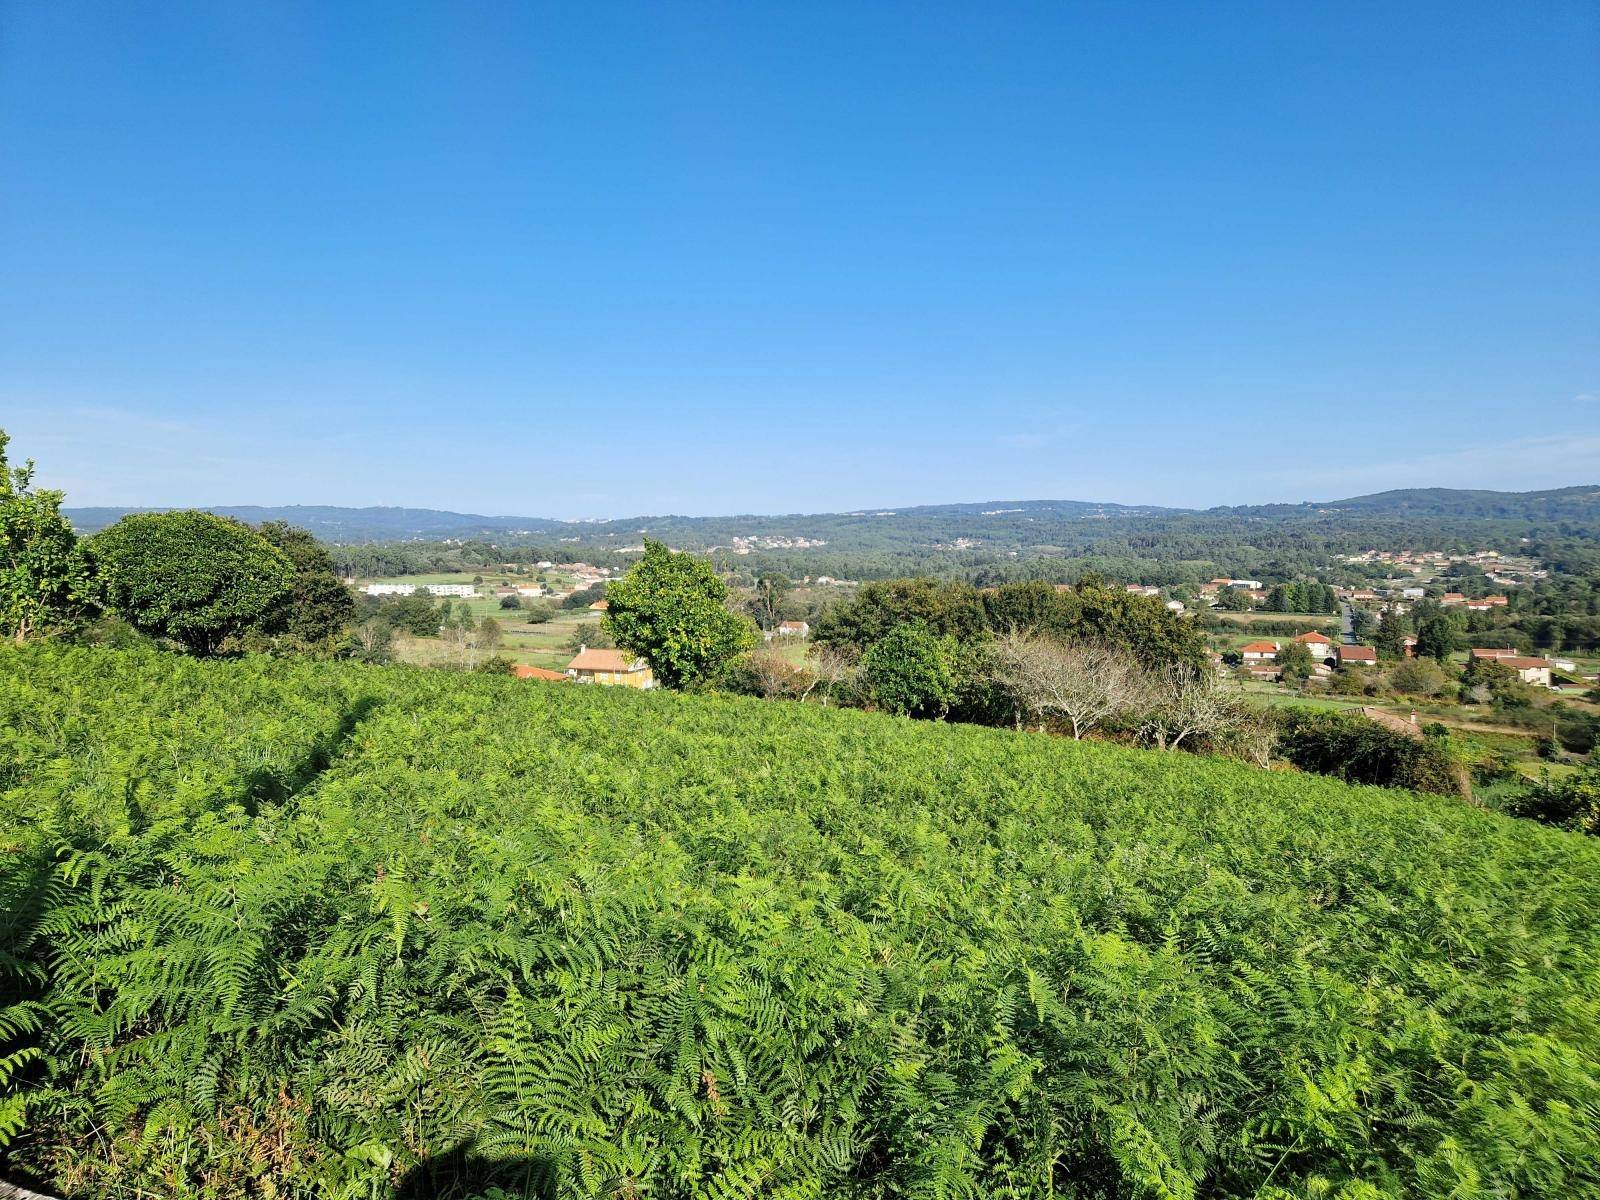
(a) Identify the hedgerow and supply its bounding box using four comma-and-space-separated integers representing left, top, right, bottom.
2, 645, 1597, 1198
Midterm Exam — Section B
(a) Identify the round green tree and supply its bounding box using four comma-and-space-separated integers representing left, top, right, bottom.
859, 622, 957, 717
256, 520, 356, 647
603, 539, 756, 687
88, 511, 294, 655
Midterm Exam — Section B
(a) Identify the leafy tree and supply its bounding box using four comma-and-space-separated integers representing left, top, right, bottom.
1277, 709, 1466, 797
0, 429, 95, 643
1276, 639, 1315, 683
87, 511, 293, 655
859, 622, 957, 717
562, 583, 609, 610
565, 621, 616, 653
750, 572, 793, 632
603, 540, 757, 687
1215, 587, 1252, 612
1351, 608, 1377, 640
1415, 615, 1458, 662
1390, 657, 1448, 697
815, 578, 988, 650
524, 602, 554, 625
499, 594, 523, 610
255, 521, 355, 646
1374, 608, 1409, 660
393, 593, 444, 637
1506, 763, 1600, 835
476, 616, 503, 652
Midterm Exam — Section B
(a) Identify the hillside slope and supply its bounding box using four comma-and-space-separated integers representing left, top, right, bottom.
2, 647, 1597, 1198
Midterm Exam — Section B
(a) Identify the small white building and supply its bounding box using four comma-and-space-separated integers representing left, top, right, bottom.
363, 583, 416, 596
425, 584, 477, 598
776, 619, 810, 636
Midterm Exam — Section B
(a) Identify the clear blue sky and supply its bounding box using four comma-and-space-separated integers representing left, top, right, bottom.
3, 2, 1596, 517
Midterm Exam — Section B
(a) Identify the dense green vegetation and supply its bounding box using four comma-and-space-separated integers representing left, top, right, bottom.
64, 487, 1600, 589
4, 645, 1598, 1198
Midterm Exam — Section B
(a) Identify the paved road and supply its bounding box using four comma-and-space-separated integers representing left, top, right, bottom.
1339, 601, 1356, 644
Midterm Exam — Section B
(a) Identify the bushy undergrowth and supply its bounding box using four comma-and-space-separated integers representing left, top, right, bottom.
2, 646, 1598, 1198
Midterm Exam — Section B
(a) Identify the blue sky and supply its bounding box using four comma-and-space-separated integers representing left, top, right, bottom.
3, 2, 1596, 517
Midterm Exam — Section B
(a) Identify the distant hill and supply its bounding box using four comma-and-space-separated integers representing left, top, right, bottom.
62, 497, 1175, 543
65, 486, 1599, 544
61, 504, 578, 541
1218, 485, 1600, 522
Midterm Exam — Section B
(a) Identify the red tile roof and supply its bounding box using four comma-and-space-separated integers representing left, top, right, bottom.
1294, 631, 1331, 644
512, 665, 569, 682
1241, 640, 1279, 654
567, 647, 644, 673
1338, 645, 1377, 663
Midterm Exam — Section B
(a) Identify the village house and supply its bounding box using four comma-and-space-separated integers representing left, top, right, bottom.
1241, 640, 1279, 662
1497, 657, 1552, 687
565, 646, 655, 688
1470, 647, 1521, 662
776, 619, 810, 636
1293, 631, 1334, 661
1440, 592, 1466, 606
1465, 595, 1509, 611
1349, 589, 1378, 602
1338, 645, 1378, 667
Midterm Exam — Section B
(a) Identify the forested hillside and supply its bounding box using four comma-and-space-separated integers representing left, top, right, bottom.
65, 484, 1600, 587
3, 646, 1597, 1198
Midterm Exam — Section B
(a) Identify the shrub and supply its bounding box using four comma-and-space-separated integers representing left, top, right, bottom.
1277, 709, 1467, 797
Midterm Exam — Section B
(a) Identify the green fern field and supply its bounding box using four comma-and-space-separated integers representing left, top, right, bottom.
2, 647, 1598, 1198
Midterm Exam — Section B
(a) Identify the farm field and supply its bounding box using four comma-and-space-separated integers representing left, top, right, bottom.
3, 645, 1598, 1199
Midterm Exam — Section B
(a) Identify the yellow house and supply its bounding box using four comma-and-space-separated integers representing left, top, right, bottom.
565, 646, 655, 689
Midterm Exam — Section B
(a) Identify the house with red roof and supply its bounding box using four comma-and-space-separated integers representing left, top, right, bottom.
1240, 640, 1279, 662
1337, 645, 1378, 667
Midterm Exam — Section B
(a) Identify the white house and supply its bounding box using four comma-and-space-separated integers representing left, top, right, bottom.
425, 584, 477, 597
1241, 640, 1279, 662
776, 619, 810, 636
363, 583, 416, 596
1498, 657, 1552, 687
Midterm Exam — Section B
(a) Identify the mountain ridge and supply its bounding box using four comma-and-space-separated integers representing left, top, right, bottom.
63, 485, 1600, 541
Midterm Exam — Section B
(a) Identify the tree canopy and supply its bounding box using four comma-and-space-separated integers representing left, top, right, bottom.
603, 540, 756, 687
0, 429, 95, 644
88, 511, 294, 655
256, 520, 356, 647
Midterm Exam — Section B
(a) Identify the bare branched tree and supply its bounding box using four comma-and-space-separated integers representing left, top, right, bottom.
1136, 662, 1247, 751
748, 648, 802, 699
802, 644, 857, 706
989, 631, 1143, 739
